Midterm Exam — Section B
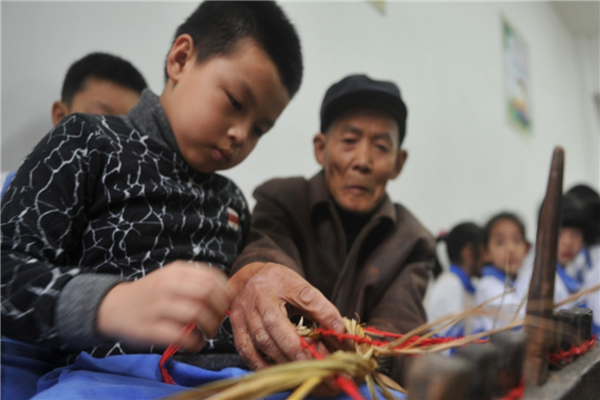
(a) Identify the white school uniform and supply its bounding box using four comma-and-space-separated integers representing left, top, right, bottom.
425, 265, 476, 336
473, 265, 523, 333
514, 247, 534, 302
514, 245, 584, 311
565, 247, 594, 286
582, 245, 600, 334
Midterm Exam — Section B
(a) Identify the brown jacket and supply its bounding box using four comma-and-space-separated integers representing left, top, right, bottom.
231, 172, 435, 380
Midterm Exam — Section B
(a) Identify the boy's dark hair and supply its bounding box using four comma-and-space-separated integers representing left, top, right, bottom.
441, 222, 485, 265
484, 212, 527, 246
61, 53, 148, 106
166, 1, 303, 98
566, 184, 600, 244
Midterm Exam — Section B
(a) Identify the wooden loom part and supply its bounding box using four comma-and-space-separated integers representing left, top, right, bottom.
523, 146, 564, 386
406, 354, 470, 400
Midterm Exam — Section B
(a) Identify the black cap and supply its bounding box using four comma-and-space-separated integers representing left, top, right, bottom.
320, 74, 408, 145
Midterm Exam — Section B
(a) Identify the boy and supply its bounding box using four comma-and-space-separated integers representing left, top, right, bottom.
1, 1, 302, 394
1, 52, 147, 197
51, 52, 147, 125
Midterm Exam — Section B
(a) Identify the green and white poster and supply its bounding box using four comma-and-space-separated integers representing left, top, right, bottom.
504, 19, 532, 136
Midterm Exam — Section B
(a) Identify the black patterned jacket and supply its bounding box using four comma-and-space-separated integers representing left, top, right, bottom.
1, 90, 250, 358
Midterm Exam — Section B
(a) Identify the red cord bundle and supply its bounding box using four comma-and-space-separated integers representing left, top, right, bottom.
158, 323, 596, 400
548, 335, 597, 364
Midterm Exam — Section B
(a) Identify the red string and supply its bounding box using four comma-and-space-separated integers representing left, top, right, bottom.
299, 336, 366, 400
316, 329, 391, 347
497, 380, 525, 400
299, 336, 324, 360
548, 335, 596, 364
159, 322, 196, 385
362, 327, 404, 338
319, 327, 487, 350
334, 376, 367, 400
160, 311, 232, 384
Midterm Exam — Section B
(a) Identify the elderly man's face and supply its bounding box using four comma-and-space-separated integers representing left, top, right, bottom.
314, 106, 407, 214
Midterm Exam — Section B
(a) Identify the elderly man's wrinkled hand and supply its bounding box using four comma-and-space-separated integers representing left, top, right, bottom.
228, 262, 345, 371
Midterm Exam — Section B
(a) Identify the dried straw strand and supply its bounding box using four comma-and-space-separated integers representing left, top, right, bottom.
286, 376, 323, 400
372, 371, 401, 400
554, 284, 600, 309
399, 289, 517, 351
389, 319, 525, 355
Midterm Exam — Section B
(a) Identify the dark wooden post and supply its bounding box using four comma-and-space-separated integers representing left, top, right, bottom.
523, 147, 564, 386
490, 331, 527, 396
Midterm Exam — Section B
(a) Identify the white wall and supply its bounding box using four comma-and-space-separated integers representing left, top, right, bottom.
1, 1, 598, 242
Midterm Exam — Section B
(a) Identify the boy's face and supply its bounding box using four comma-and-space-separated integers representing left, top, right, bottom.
557, 227, 584, 266
69, 78, 141, 116
313, 107, 406, 215
52, 78, 141, 125
162, 38, 290, 173
484, 219, 529, 276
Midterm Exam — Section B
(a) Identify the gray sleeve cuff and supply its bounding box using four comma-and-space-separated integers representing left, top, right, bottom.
55, 273, 125, 350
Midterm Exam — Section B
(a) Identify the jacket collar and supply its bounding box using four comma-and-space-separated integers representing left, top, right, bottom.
307, 170, 397, 224
128, 89, 183, 157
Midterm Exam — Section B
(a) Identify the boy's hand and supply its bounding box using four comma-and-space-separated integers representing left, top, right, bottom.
97, 261, 233, 352
228, 262, 345, 370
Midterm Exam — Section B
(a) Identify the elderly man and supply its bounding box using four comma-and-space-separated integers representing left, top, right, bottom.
229, 74, 435, 384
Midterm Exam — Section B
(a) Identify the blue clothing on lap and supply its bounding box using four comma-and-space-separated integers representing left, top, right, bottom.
33, 353, 404, 400
3, 340, 405, 400
1, 338, 62, 400
34, 352, 246, 400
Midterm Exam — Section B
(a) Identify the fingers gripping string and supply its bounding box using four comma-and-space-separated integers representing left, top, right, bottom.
160, 310, 232, 385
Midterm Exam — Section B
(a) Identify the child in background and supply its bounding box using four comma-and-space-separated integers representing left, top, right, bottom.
425, 222, 485, 336
474, 212, 530, 333
515, 194, 594, 311
565, 185, 600, 335
1, 52, 148, 198
582, 257, 600, 335
555, 194, 594, 304
564, 185, 600, 284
